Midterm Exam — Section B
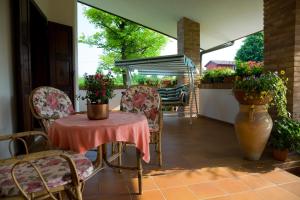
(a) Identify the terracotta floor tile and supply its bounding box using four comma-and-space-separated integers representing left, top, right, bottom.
229, 191, 263, 200
161, 186, 198, 200
279, 181, 300, 197
262, 170, 300, 184
153, 173, 185, 189
132, 190, 165, 200
179, 170, 213, 185
81, 116, 300, 199
85, 194, 131, 200
127, 176, 158, 193
98, 180, 128, 196
188, 182, 227, 199
203, 196, 231, 200
83, 178, 101, 196
215, 178, 251, 193
255, 186, 300, 200
239, 174, 275, 189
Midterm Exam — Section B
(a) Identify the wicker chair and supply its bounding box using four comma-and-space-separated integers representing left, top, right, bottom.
29, 86, 83, 133
0, 131, 94, 200
120, 86, 163, 166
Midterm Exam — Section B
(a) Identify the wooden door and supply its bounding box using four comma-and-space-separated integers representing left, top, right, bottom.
30, 1, 49, 89
48, 22, 75, 103
13, 0, 33, 131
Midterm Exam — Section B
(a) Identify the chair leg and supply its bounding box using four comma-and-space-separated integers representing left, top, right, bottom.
136, 149, 143, 195
111, 142, 116, 155
75, 184, 83, 200
157, 133, 162, 167
58, 192, 63, 200
118, 142, 122, 173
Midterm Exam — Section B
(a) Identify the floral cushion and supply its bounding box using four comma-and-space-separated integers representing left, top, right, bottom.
31, 87, 74, 120
121, 86, 161, 133
0, 153, 93, 197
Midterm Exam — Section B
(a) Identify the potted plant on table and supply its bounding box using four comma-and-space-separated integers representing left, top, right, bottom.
233, 65, 288, 160
80, 72, 114, 120
269, 117, 300, 161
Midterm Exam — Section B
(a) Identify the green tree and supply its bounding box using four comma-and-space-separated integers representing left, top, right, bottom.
79, 7, 168, 85
235, 32, 264, 62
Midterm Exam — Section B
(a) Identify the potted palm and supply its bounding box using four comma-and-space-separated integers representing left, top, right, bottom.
233, 68, 288, 160
269, 117, 300, 161
80, 72, 114, 120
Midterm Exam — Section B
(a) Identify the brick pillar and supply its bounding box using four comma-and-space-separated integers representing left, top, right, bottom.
177, 17, 200, 116
264, 0, 300, 119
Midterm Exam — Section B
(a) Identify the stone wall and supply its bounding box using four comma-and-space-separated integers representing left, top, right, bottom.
264, 0, 300, 119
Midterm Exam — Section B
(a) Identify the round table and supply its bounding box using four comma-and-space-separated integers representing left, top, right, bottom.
48, 112, 150, 162
48, 112, 150, 194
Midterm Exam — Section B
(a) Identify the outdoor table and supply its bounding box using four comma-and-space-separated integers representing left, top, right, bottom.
48, 112, 150, 194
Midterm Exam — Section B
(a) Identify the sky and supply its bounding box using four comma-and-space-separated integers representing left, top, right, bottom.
77, 3, 243, 76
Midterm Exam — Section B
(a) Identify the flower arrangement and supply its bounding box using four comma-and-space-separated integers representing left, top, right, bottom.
234, 69, 288, 117
80, 72, 114, 104
235, 61, 263, 77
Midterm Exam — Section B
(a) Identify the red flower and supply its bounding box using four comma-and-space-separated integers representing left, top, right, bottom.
95, 73, 101, 79
95, 90, 99, 97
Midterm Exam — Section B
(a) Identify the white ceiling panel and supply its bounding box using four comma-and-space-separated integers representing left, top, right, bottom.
80, 0, 263, 50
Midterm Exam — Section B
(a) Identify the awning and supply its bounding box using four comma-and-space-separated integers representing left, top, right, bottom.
115, 54, 195, 76
115, 54, 199, 124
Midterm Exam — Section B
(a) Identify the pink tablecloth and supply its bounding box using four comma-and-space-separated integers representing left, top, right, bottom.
48, 112, 150, 162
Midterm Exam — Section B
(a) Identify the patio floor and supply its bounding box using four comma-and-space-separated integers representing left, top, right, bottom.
83, 115, 300, 200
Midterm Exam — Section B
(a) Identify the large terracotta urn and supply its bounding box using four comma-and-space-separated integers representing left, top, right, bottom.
234, 91, 273, 160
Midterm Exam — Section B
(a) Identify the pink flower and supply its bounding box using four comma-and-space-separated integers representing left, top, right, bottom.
46, 94, 58, 109
95, 90, 99, 97
133, 93, 147, 108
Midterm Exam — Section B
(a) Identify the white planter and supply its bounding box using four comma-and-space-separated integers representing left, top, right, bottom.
77, 89, 126, 112
198, 89, 239, 124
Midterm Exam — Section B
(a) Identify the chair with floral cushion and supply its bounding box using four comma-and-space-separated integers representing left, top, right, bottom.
0, 131, 94, 200
120, 85, 163, 166
29, 86, 82, 133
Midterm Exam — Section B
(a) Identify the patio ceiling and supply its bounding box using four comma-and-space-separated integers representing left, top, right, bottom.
79, 0, 263, 50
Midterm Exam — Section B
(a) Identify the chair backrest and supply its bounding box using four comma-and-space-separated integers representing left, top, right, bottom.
29, 86, 74, 132
120, 86, 161, 131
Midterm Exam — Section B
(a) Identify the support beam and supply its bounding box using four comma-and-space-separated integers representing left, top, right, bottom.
177, 17, 200, 117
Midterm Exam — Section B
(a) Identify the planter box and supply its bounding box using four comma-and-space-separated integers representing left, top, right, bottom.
199, 83, 233, 89
198, 89, 239, 124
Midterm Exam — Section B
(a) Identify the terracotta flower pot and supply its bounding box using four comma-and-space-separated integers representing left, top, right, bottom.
272, 149, 288, 161
234, 90, 272, 105
223, 76, 235, 83
87, 103, 109, 120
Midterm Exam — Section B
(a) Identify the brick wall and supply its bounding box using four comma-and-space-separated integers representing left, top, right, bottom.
264, 0, 300, 119
177, 17, 200, 116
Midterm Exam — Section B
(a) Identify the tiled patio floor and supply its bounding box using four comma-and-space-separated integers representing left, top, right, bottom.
83, 116, 300, 200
